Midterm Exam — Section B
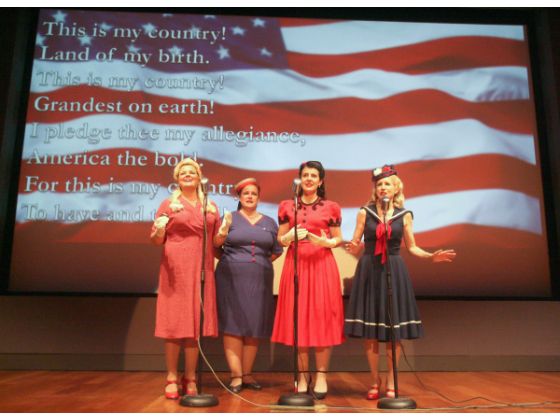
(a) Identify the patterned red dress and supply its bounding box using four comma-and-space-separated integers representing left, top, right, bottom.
152, 196, 220, 339
271, 198, 345, 347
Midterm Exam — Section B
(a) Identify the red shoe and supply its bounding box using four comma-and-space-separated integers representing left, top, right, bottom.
366, 383, 380, 400
165, 379, 180, 400
182, 377, 197, 396
386, 388, 396, 398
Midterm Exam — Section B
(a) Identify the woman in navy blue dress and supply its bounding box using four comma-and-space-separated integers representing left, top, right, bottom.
215, 178, 283, 393
344, 165, 455, 400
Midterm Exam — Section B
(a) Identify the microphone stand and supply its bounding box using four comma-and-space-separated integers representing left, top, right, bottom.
278, 189, 314, 407
181, 184, 219, 408
377, 200, 416, 410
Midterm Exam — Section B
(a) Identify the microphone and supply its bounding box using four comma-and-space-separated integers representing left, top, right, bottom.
292, 178, 301, 196
381, 196, 390, 214
200, 177, 209, 195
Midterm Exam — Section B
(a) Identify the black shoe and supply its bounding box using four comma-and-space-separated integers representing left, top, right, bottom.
312, 390, 327, 400
228, 383, 243, 393
228, 376, 243, 394
312, 369, 328, 400
242, 374, 262, 390
242, 381, 262, 390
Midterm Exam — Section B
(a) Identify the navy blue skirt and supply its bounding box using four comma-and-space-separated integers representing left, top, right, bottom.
344, 253, 424, 341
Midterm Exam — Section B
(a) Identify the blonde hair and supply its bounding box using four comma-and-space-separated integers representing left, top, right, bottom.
367, 174, 405, 208
169, 158, 217, 214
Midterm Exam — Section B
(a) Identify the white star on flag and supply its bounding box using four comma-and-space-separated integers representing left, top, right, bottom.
52, 10, 66, 23
260, 47, 272, 57
100, 22, 113, 32
78, 35, 92, 46
252, 18, 266, 27
168, 46, 182, 55
142, 23, 157, 34
217, 45, 230, 59
232, 26, 246, 36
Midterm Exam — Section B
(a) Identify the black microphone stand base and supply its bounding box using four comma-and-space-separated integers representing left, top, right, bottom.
277, 392, 315, 407
180, 394, 219, 408
377, 396, 417, 410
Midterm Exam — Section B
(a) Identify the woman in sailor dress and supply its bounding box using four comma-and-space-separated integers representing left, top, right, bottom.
344, 164, 456, 400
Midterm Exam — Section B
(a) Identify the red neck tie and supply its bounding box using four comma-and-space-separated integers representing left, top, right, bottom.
374, 221, 392, 264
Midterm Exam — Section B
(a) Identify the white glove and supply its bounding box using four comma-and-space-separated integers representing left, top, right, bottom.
154, 214, 170, 229
307, 230, 337, 248
218, 210, 233, 237
280, 226, 308, 246
153, 214, 170, 237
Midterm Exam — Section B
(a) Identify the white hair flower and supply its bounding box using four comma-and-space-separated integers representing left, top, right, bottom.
169, 202, 184, 212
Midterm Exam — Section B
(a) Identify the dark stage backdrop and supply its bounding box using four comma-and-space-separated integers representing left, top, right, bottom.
8, 9, 550, 296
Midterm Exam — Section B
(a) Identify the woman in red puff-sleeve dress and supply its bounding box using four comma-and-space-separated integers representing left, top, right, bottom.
272, 160, 344, 400
150, 158, 222, 399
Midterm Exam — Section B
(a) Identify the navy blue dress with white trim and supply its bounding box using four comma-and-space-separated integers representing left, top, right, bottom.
344, 204, 424, 341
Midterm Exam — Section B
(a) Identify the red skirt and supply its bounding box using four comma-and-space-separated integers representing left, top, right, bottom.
272, 241, 345, 347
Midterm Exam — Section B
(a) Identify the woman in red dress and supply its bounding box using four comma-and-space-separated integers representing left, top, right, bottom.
150, 158, 221, 399
272, 161, 344, 399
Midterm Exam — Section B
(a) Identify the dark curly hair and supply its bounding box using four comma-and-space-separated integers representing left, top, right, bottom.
298, 160, 326, 198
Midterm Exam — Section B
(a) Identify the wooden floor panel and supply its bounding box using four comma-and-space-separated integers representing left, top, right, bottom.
1, 371, 559, 413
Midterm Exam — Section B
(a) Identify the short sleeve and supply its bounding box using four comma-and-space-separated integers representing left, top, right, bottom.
278, 200, 292, 225
327, 201, 342, 227
269, 217, 284, 255
156, 199, 171, 218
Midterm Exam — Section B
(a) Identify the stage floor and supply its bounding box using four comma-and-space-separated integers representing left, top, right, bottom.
1, 371, 559, 413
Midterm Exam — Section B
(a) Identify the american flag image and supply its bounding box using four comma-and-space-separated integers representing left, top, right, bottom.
11, 9, 550, 296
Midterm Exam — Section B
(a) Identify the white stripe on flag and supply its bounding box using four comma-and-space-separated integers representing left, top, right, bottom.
22, 117, 536, 170
29, 61, 529, 103
281, 21, 525, 55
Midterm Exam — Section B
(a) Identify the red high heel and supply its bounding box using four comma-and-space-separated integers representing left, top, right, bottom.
182, 377, 197, 396
366, 381, 380, 400
165, 379, 180, 400
385, 388, 396, 398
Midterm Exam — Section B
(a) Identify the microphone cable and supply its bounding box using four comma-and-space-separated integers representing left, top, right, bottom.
192, 316, 560, 412
398, 343, 560, 411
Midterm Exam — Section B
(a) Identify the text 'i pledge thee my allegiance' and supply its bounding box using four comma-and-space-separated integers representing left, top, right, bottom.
39, 20, 226, 66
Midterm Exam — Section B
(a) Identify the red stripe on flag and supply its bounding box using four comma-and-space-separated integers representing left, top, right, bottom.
404, 224, 550, 297
286, 36, 529, 76
19, 153, 540, 206
12, 222, 550, 297
27, 87, 535, 134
